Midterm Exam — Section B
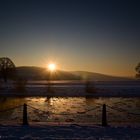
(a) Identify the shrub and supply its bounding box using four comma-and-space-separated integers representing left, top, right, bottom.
14, 79, 27, 92
85, 81, 96, 93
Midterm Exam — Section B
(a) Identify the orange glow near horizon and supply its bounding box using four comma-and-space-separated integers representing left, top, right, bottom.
14, 58, 135, 77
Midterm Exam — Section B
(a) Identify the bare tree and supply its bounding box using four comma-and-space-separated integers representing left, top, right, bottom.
0, 57, 16, 83
135, 62, 140, 78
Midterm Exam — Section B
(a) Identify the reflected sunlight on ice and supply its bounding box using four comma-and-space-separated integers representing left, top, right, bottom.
0, 97, 140, 124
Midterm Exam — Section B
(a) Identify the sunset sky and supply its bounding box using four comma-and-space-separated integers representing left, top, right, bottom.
0, 0, 140, 77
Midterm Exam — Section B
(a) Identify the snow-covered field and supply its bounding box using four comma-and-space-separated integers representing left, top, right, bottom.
0, 80, 140, 139
0, 80, 140, 97
0, 124, 140, 140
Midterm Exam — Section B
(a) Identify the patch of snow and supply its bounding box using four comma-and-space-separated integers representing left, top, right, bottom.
0, 124, 140, 140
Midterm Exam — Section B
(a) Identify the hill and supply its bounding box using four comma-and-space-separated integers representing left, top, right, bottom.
15, 66, 131, 81
16, 66, 81, 80
71, 71, 131, 81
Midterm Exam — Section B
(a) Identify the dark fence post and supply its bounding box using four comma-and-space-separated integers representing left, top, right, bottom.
23, 103, 28, 125
102, 104, 107, 126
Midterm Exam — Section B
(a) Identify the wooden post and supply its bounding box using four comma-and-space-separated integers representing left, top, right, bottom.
102, 104, 107, 126
23, 103, 28, 125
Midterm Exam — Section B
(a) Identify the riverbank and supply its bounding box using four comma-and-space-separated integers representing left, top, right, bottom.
0, 124, 140, 139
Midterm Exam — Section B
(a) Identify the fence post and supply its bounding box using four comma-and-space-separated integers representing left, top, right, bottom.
102, 104, 107, 126
23, 103, 28, 125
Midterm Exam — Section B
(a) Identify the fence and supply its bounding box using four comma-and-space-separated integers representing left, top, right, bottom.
0, 103, 140, 126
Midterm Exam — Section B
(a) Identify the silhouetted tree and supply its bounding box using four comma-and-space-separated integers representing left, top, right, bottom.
85, 80, 96, 93
135, 62, 140, 78
0, 57, 16, 83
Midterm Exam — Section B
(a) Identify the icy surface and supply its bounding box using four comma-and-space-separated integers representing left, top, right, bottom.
0, 97, 140, 124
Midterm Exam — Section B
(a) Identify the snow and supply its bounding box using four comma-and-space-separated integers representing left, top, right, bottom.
0, 80, 140, 139
0, 80, 140, 97
0, 124, 140, 140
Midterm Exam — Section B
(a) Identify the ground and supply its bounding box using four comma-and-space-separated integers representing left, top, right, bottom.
0, 124, 140, 140
0, 80, 140, 139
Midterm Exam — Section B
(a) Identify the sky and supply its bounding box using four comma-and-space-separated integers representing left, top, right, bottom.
0, 0, 140, 77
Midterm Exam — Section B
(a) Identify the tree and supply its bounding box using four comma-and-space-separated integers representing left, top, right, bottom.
135, 62, 140, 78
0, 57, 16, 83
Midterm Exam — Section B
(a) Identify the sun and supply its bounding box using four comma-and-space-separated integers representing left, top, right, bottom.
48, 63, 56, 72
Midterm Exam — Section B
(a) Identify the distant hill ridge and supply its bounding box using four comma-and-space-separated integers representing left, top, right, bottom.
16, 66, 81, 80
71, 71, 132, 81
16, 66, 132, 81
